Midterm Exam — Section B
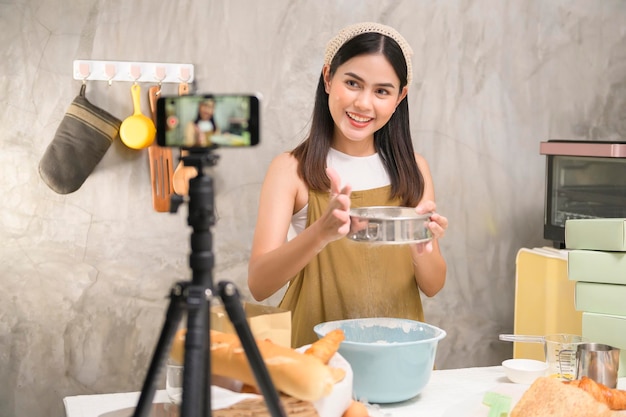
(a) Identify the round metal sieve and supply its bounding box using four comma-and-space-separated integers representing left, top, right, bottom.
347, 206, 433, 244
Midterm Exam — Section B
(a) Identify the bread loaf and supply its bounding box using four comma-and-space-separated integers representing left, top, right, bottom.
511, 377, 613, 417
209, 330, 338, 402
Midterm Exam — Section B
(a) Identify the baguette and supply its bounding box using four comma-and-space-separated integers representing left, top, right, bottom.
209, 330, 338, 402
304, 329, 345, 365
170, 328, 187, 365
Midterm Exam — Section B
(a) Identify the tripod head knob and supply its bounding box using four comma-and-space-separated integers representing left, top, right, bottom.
169, 194, 184, 213
181, 147, 221, 171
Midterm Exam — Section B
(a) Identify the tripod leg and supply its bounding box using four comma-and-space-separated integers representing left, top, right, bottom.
132, 283, 187, 417
180, 284, 211, 417
217, 281, 287, 417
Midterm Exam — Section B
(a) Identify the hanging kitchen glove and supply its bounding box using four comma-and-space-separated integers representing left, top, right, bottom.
38, 84, 122, 194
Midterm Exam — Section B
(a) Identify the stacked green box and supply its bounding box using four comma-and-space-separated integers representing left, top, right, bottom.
566, 218, 626, 377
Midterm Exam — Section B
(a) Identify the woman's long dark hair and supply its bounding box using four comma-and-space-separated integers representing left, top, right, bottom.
291, 32, 424, 207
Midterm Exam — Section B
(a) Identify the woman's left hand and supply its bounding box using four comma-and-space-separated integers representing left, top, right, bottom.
413, 200, 448, 254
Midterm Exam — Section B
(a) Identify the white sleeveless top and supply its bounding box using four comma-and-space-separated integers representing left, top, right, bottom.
290, 148, 390, 235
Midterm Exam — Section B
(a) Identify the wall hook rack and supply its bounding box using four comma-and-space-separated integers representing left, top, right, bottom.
73, 60, 195, 84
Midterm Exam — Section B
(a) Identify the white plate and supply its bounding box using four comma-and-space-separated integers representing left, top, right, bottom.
441, 382, 626, 417
441, 383, 528, 417
296, 344, 354, 417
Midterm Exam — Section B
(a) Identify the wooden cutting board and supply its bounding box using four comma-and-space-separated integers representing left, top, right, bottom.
147, 83, 188, 212
98, 395, 318, 417
213, 394, 319, 417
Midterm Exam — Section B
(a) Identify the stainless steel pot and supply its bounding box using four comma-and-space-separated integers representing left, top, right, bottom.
347, 206, 432, 244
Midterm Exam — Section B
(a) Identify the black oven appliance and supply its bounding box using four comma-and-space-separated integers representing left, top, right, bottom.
540, 140, 626, 248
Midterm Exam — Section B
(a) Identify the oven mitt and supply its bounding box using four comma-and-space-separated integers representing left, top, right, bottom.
39, 84, 122, 194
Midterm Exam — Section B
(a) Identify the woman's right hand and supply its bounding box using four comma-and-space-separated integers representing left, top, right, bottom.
315, 167, 352, 245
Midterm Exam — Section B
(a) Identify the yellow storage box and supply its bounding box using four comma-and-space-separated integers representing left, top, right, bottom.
513, 247, 582, 361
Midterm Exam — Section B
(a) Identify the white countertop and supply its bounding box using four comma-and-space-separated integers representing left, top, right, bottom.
63, 366, 626, 417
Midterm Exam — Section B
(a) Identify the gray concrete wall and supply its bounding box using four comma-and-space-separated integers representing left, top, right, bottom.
1, 1, 625, 416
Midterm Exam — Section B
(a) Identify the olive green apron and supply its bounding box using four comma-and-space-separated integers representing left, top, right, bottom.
279, 186, 424, 348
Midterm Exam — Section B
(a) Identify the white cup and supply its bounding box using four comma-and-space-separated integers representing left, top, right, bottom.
166, 361, 183, 405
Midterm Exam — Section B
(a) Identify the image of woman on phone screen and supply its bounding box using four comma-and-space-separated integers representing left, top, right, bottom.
184, 98, 218, 147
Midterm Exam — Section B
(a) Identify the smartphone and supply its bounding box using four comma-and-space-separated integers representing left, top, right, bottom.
156, 94, 260, 148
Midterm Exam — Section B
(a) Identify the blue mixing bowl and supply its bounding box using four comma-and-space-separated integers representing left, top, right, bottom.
314, 317, 446, 403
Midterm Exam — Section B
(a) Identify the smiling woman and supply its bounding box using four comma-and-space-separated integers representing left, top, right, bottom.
247, 22, 449, 349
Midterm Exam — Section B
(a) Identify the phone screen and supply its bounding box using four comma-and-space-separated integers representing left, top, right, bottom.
156, 94, 260, 148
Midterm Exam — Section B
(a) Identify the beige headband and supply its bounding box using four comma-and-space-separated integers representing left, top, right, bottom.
324, 22, 413, 87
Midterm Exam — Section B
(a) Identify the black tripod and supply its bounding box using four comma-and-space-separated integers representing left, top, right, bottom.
131, 148, 287, 417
